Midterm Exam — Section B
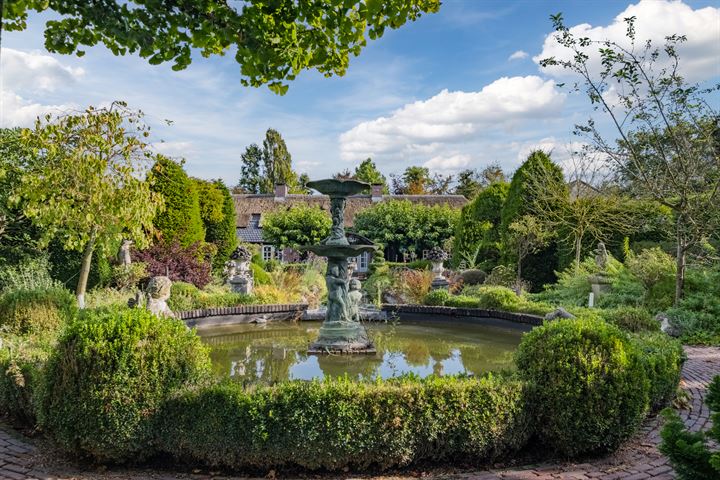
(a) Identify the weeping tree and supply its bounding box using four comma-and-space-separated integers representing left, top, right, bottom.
540, 13, 720, 303
15, 102, 163, 307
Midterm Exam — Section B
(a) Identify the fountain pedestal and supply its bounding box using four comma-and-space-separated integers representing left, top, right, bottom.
301, 179, 377, 354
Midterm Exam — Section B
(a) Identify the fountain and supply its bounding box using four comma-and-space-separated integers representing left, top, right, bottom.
300, 178, 378, 354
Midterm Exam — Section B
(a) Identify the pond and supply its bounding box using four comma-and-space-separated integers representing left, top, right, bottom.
197, 319, 525, 383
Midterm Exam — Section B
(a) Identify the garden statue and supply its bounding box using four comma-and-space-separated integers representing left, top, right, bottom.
427, 246, 450, 290
594, 242, 609, 270
347, 258, 358, 279
118, 239, 133, 265
226, 245, 254, 295
589, 241, 612, 298
128, 275, 176, 318
348, 278, 363, 322
300, 178, 377, 354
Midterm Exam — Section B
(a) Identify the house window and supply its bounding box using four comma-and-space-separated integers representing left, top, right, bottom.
359, 252, 369, 271
262, 245, 274, 262
422, 250, 429, 259
275, 248, 284, 262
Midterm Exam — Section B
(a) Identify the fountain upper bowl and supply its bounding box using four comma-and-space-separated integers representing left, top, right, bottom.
307, 178, 369, 197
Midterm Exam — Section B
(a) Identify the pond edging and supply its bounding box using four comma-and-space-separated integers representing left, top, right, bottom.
178, 303, 308, 328
382, 304, 544, 326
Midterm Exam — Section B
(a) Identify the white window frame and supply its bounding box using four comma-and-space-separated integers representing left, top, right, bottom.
262, 245, 274, 262
359, 252, 369, 271
275, 248, 284, 262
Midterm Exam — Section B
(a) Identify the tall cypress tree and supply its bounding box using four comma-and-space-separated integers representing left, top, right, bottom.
500, 151, 566, 289
149, 156, 205, 247
205, 180, 238, 270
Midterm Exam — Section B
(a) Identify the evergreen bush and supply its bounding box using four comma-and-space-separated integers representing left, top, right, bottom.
37, 307, 210, 462
660, 375, 720, 480
630, 333, 684, 410
149, 156, 205, 247
460, 269, 487, 286
423, 289, 449, 306
515, 317, 649, 456
0, 287, 76, 334
158, 375, 531, 470
601, 306, 659, 333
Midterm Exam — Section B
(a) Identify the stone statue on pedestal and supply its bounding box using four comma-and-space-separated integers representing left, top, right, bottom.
128, 275, 176, 318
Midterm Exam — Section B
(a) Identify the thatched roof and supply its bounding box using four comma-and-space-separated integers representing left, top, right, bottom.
233, 194, 468, 228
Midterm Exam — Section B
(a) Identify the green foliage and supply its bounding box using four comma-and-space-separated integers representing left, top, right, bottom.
660, 375, 720, 480
452, 182, 508, 269
354, 158, 388, 193
251, 263, 272, 285
237, 143, 264, 193
5, 1, 440, 93
110, 262, 148, 290
168, 282, 253, 311
423, 289, 450, 306
500, 151, 565, 286
0, 128, 43, 265
37, 307, 210, 462
149, 156, 205, 247
47, 238, 113, 291
262, 128, 300, 193
600, 306, 659, 333
462, 285, 520, 310
0, 334, 53, 425
0, 287, 76, 335
0, 256, 57, 292
460, 269, 487, 286
198, 179, 238, 270
515, 318, 649, 456
354, 200, 460, 261
630, 333, 684, 410
16, 103, 162, 302
667, 267, 720, 345
261, 204, 332, 250
158, 374, 530, 470
626, 247, 676, 309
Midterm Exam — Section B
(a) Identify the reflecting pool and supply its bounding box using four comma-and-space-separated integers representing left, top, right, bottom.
197, 319, 524, 384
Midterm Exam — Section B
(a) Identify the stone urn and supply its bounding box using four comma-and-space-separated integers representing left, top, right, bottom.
427, 246, 450, 290
227, 246, 254, 295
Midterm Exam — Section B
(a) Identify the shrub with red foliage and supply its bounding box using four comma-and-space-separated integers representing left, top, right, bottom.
133, 242, 214, 288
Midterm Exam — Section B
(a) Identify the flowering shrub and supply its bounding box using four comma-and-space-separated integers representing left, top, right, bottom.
134, 241, 214, 288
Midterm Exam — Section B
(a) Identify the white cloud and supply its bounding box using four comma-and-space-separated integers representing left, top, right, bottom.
1, 48, 85, 92
508, 50, 529, 61
0, 91, 76, 127
534, 0, 720, 82
151, 141, 194, 157
423, 153, 471, 172
339, 75, 565, 166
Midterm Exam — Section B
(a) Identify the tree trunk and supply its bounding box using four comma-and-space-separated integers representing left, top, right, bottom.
76, 232, 97, 309
516, 251, 523, 295
674, 239, 686, 307
574, 235, 582, 274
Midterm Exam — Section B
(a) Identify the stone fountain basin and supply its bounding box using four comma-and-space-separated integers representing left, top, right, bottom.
300, 243, 376, 258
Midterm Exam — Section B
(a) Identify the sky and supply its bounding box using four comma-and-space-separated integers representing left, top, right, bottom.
1, 0, 719, 187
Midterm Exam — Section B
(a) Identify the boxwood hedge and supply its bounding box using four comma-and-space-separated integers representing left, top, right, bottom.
158, 374, 531, 470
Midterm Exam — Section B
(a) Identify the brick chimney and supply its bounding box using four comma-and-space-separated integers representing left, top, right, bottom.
371, 184, 384, 202
274, 183, 288, 201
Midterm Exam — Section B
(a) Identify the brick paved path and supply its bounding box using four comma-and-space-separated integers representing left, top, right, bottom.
0, 346, 717, 480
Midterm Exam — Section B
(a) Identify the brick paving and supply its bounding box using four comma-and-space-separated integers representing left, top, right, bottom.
0, 346, 717, 480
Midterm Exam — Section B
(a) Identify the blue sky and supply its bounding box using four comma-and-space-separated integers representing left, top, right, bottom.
2, 0, 718, 186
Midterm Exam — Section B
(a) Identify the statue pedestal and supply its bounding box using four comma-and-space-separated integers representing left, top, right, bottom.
229, 276, 253, 295
431, 277, 450, 290
308, 320, 376, 354
588, 273, 611, 299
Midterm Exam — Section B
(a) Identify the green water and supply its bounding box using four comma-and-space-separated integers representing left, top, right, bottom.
197, 320, 524, 383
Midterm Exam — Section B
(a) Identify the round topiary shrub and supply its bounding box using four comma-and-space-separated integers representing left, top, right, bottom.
37, 307, 210, 462
460, 269, 487, 286
423, 289, 449, 306
0, 287, 76, 334
515, 317, 649, 456
464, 285, 520, 311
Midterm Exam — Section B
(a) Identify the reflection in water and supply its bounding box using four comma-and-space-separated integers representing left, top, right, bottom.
198, 320, 523, 384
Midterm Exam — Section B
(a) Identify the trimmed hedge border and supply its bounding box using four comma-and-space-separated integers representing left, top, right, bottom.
383, 304, 543, 326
